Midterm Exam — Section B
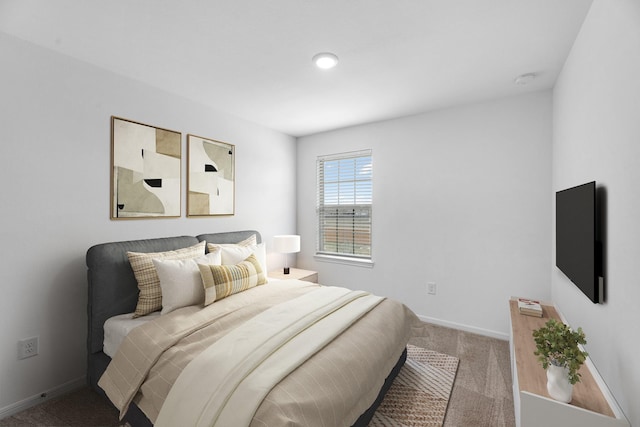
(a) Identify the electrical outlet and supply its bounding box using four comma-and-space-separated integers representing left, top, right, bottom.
18, 336, 39, 360
427, 282, 437, 295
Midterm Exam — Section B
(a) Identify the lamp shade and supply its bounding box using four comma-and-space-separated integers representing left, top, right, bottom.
273, 235, 300, 253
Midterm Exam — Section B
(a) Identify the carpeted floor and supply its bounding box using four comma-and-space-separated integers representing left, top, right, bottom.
0, 388, 121, 427
0, 322, 515, 427
410, 323, 516, 427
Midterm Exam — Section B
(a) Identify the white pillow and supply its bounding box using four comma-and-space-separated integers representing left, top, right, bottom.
153, 251, 222, 314
236, 234, 257, 246
207, 242, 268, 275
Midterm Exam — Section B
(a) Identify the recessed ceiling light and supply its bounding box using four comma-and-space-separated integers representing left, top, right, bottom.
514, 73, 537, 85
312, 52, 339, 70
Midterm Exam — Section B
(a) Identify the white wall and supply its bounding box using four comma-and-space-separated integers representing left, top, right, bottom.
0, 32, 296, 413
552, 1, 640, 424
297, 92, 552, 338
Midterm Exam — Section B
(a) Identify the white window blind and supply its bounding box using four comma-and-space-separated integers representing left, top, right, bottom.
317, 150, 372, 260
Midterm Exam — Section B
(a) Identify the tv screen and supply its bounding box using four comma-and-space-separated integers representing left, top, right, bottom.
555, 181, 601, 303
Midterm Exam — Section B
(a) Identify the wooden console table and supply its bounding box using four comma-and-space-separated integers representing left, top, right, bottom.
509, 298, 628, 427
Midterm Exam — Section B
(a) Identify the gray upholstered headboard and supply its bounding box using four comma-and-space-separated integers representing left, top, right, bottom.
86, 230, 261, 391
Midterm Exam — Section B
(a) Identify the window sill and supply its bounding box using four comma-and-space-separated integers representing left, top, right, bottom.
314, 254, 374, 268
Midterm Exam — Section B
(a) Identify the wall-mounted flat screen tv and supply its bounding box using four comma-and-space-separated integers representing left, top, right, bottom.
555, 181, 602, 303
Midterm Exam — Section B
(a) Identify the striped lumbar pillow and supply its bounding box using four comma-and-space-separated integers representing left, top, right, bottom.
198, 254, 267, 306
127, 241, 206, 317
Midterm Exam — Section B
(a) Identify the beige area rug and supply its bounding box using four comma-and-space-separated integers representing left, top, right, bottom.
370, 344, 459, 427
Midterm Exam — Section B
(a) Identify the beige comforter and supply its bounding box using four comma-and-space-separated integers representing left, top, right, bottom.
99, 280, 421, 426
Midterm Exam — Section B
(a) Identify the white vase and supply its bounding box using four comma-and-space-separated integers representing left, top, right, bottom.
546, 364, 573, 403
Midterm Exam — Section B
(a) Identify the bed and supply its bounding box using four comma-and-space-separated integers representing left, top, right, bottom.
86, 230, 420, 426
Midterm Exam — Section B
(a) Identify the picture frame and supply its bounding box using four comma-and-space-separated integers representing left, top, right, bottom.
187, 134, 235, 216
111, 116, 182, 219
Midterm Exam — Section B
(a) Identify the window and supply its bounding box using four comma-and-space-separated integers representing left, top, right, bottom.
317, 150, 372, 261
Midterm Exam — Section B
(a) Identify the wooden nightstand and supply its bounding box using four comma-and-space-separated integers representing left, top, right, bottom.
269, 268, 318, 283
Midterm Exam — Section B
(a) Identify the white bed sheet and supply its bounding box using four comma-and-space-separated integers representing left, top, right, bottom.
103, 312, 161, 357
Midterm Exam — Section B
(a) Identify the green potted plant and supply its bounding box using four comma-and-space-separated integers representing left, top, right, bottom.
532, 318, 588, 403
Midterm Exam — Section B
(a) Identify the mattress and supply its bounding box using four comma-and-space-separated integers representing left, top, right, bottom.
103, 312, 160, 358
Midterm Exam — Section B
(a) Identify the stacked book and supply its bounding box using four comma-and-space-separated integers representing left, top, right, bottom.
517, 298, 543, 317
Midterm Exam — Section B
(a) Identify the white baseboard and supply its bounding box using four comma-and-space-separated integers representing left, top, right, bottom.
417, 314, 509, 341
0, 376, 86, 420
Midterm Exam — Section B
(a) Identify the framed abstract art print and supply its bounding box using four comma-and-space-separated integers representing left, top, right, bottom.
111, 116, 182, 219
187, 134, 235, 216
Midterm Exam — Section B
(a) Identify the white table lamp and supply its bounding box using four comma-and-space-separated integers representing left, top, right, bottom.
273, 235, 300, 274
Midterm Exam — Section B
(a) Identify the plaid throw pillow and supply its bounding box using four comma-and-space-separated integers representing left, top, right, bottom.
127, 241, 206, 317
198, 254, 266, 306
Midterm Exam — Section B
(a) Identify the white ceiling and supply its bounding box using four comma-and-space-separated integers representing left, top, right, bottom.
0, 0, 593, 137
